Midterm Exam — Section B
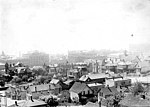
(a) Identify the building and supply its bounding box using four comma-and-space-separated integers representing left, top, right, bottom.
7, 51, 49, 67
105, 77, 131, 87
87, 83, 105, 96
69, 82, 93, 102
67, 69, 80, 79
22, 51, 49, 67
79, 73, 108, 84
98, 86, 119, 99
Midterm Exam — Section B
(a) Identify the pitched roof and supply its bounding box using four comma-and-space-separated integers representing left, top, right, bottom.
79, 75, 89, 81
79, 73, 108, 81
87, 83, 103, 87
64, 79, 74, 85
100, 86, 118, 95
50, 79, 59, 84
69, 82, 88, 94
100, 87, 112, 95
109, 86, 119, 95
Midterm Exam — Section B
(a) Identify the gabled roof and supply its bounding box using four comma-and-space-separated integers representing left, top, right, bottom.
109, 86, 118, 95
69, 82, 89, 94
100, 87, 112, 95
99, 86, 118, 95
79, 73, 108, 81
50, 79, 60, 84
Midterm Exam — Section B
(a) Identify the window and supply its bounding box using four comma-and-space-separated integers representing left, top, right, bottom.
70, 72, 73, 75
83, 91, 85, 95
99, 92, 103, 96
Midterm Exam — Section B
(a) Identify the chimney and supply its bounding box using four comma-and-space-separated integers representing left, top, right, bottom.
31, 96, 34, 102
15, 101, 18, 106
99, 98, 102, 107
107, 85, 112, 92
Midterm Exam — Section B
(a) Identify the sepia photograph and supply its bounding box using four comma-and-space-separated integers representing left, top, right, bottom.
0, 0, 150, 106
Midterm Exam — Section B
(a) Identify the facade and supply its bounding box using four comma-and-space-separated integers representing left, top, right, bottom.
105, 78, 131, 87
87, 83, 105, 96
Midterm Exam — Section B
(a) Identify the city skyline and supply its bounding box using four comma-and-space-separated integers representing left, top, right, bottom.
0, 0, 150, 56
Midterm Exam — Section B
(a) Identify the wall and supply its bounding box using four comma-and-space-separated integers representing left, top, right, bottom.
70, 91, 79, 102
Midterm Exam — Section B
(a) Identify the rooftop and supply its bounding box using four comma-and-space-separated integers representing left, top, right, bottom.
50, 79, 60, 84
69, 82, 88, 94
87, 83, 103, 87
79, 73, 108, 81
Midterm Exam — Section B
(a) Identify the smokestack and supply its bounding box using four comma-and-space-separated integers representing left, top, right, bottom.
15, 101, 18, 106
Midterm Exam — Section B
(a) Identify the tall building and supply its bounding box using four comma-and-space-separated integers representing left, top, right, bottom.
21, 51, 49, 67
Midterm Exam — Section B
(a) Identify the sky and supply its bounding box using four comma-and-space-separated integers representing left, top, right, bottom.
0, 0, 150, 56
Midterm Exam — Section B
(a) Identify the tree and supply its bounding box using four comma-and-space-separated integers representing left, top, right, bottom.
8, 70, 15, 77
11, 77, 22, 84
37, 76, 47, 84
131, 82, 145, 96
46, 97, 59, 107
22, 75, 28, 82
59, 90, 70, 102
5, 62, 9, 74
32, 67, 48, 76
0, 80, 5, 87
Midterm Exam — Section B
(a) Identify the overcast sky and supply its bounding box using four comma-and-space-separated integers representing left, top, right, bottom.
0, 0, 150, 55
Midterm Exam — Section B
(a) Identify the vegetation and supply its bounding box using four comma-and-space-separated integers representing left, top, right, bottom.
46, 97, 59, 107
131, 82, 145, 96
32, 67, 48, 76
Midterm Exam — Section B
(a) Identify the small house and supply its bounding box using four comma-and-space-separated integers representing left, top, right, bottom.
105, 77, 131, 87
87, 83, 105, 96
69, 82, 93, 102
67, 69, 80, 79
50, 78, 68, 90
98, 86, 118, 98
